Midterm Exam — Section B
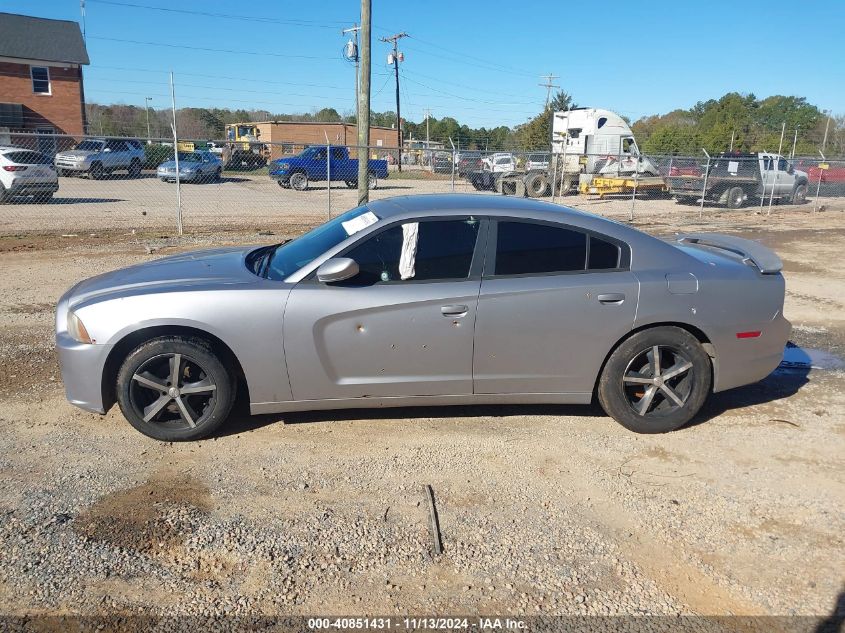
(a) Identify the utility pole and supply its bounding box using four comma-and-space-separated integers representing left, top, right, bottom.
144, 96, 152, 142
357, 0, 371, 205
539, 73, 559, 108
380, 31, 408, 171
342, 23, 361, 115
424, 108, 431, 149
80, 0, 86, 43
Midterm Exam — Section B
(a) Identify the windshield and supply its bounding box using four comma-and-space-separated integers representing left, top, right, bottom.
177, 152, 202, 162
261, 206, 379, 280
74, 140, 104, 152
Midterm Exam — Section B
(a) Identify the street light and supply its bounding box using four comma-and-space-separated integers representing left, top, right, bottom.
144, 97, 153, 143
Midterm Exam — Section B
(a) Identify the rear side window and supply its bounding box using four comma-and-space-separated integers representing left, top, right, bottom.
588, 236, 621, 269
344, 219, 480, 284
494, 221, 587, 275
3, 151, 52, 165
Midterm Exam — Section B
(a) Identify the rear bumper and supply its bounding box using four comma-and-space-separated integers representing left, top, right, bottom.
56, 331, 112, 414
7, 181, 59, 195
712, 311, 792, 392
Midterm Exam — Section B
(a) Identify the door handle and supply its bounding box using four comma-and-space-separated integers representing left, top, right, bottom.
441, 304, 469, 317
597, 293, 625, 305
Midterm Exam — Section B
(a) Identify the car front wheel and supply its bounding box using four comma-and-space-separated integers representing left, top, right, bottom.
116, 336, 236, 441
597, 326, 711, 434
289, 172, 308, 191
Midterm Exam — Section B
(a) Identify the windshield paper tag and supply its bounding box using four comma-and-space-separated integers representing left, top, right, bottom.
342, 211, 379, 236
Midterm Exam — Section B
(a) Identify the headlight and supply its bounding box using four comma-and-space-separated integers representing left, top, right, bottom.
67, 310, 93, 344
278, 162, 290, 170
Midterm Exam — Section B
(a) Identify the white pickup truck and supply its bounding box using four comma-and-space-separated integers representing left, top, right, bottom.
667, 152, 810, 209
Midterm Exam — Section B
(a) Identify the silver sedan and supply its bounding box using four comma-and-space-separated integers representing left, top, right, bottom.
157, 150, 223, 183
56, 195, 790, 441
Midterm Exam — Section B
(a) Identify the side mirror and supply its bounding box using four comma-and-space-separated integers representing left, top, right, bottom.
316, 258, 359, 284
788, 165, 794, 174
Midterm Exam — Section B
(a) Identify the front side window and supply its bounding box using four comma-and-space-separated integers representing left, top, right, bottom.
31, 66, 50, 94
344, 219, 480, 284
778, 157, 789, 171
495, 221, 587, 276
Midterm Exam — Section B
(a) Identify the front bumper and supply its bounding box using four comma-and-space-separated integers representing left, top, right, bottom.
55, 161, 89, 172
56, 331, 113, 414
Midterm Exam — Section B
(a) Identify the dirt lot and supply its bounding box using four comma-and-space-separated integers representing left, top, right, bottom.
0, 191, 843, 626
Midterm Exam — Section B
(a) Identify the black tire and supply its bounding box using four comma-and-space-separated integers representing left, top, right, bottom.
345, 180, 357, 188
0, 183, 7, 204
214, 167, 222, 182
560, 175, 574, 196
726, 186, 746, 209
791, 182, 808, 205
116, 336, 236, 441
57, 168, 66, 177
525, 172, 549, 198
128, 158, 142, 178
88, 162, 104, 180
597, 326, 711, 434
289, 171, 308, 191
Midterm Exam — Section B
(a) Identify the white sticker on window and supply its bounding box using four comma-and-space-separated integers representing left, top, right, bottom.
399, 222, 419, 280
727, 160, 739, 175
341, 210, 378, 236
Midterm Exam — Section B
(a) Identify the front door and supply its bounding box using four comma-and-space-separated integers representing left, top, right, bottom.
473, 219, 638, 395
284, 217, 485, 401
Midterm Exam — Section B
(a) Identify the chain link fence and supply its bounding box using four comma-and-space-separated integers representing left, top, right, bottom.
1, 132, 844, 236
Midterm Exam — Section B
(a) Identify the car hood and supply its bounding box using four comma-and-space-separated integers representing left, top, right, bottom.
65, 246, 260, 307
57, 149, 99, 159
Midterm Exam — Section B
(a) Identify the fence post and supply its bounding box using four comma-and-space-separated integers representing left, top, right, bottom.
629, 155, 640, 222
699, 148, 711, 220
169, 71, 183, 236
448, 137, 456, 193
814, 150, 825, 213
768, 122, 786, 216
326, 142, 332, 220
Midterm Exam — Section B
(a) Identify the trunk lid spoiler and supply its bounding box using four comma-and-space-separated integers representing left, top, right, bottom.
676, 233, 783, 274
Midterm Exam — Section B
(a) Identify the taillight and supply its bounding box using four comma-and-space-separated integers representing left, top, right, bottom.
2, 165, 26, 172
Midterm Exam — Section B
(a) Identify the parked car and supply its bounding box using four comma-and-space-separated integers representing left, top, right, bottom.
432, 151, 453, 174
56, 194, 790, 441
482, 152, 517, 173
157, 151, 223, 183
658, 157, 703, 178
0, 146, 59, 203
526, 153, 550, 171
55, 138, 145, 179
457, 151, 483, 177
795, 159, 845, 184
269, 145, 388, 191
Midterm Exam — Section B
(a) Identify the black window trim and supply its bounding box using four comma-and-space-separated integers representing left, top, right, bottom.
483, 217, 631, 279
303, 215, 490, 286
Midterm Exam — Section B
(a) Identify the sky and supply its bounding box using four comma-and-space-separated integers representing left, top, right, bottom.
2, 0, 843, 130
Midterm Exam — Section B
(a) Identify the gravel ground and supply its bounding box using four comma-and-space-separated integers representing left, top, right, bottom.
0, 199, 843, 627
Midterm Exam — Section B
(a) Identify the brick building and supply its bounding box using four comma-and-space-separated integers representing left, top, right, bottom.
242, 121, 398, 160
0, 12, 90, 154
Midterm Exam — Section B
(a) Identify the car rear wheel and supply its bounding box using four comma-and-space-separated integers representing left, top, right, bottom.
726, 186, 746, 209
116, 336, 235, 441
214, 167, 222, 182
598, 326, 711, 434
289, 172, 308, 191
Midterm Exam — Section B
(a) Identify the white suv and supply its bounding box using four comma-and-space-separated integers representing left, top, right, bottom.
0, 146, 59, 203
482, 152, 517, 173
55, 138, 145, 179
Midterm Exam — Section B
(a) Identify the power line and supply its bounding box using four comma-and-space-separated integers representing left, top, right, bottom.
85, 0, 348, 27
88, 36, 336, 60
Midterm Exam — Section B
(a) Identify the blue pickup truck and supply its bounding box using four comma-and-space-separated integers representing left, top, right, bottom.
269, 145, 389, 191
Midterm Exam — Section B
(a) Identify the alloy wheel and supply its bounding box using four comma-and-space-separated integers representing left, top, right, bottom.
622, 345, 694, 417
128, 353, 217, 430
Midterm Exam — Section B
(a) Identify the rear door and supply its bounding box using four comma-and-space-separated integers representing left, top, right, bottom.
473, 219, 638, 395
284, 217, 486, 401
